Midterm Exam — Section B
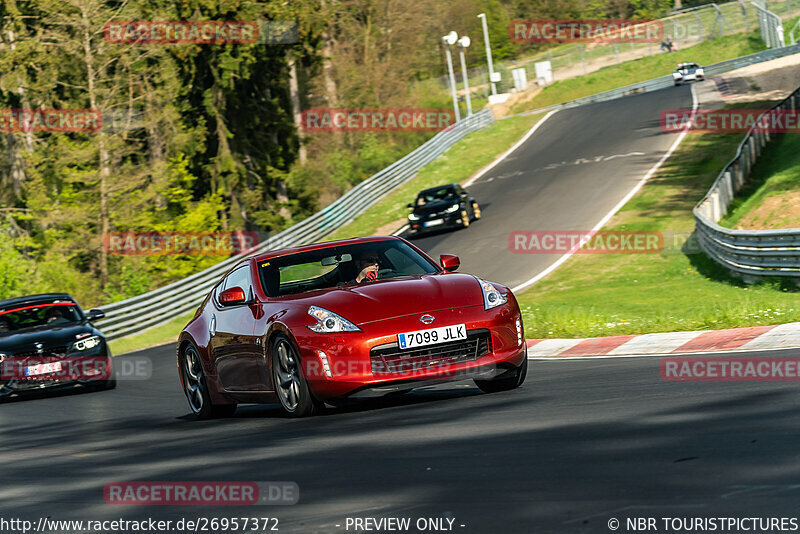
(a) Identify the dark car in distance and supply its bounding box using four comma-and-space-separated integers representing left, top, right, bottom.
0, 293, 115, 397
407, 183, 481, 236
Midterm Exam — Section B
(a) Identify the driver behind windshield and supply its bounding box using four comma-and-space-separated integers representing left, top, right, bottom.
351, 250, 380, 283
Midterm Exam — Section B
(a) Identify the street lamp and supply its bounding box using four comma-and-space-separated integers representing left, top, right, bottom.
442, 31, 461, 122
457, 35, 472, 116
477, 13, 497, 96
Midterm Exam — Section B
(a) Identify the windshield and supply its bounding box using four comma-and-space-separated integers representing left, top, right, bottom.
415, 186, 458, 206
0, 302, 84, 336
258, 240, 439, 297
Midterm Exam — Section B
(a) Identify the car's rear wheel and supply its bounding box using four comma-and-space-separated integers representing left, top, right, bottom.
471, 201, 481, 220
181, 343, 236, 419
474, 357, 527, 393
270, 335, 320, 417
461, 210, 470, 227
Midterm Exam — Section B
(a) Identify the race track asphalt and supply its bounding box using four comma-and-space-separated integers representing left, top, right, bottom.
404, 85, 694, 289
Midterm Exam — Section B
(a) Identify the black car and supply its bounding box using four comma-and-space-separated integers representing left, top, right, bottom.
407, 183, 481, 235
0, 293, 115, 397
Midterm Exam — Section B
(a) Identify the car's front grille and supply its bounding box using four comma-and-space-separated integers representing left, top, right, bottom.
10, 347, 68, 358
370, 329, 492, 375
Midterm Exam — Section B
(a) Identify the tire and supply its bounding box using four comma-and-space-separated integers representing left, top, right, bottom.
460, 210, 470, 227
471, 201, 481, 220
270, 334, 320, 417
180, 343, 236, 419
474, 357, 527, 393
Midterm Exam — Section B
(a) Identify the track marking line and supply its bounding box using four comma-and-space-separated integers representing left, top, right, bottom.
511, 84, 699, 294
462, 109, 560, 188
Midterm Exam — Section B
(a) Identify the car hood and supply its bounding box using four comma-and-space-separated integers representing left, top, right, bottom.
291, 273, 487, 325
0, 323, 98, 354
414, 199, 459, 216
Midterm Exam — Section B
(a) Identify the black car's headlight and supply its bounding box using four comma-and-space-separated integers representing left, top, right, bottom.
445, 204, 460, 213
408, 213, 420, 221
307, 306, 361, 333
72, 335, 102, 351
477, 279, 508, 310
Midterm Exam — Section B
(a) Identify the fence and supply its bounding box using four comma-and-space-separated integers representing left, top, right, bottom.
693, 86, 800, 281
95, 109, 494, 340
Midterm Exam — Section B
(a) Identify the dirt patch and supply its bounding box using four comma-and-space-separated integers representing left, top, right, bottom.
490, 86, 543, 118
372, 217, 407, 236
734, 191, 800, 230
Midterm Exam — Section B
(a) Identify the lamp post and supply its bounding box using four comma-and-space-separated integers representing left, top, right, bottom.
442, 31, 461, 122
477, 13, 497, 96
458, 35, 472, 116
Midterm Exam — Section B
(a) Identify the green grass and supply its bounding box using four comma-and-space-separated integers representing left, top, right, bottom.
516, 129, 800, 339
108, 311, 194, 356
720, 131, 800, 230
325, 112, 544, 241
510, 32, 767, 114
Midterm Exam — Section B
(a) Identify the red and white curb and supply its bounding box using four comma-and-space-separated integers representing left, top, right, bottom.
526, 322, 800, 359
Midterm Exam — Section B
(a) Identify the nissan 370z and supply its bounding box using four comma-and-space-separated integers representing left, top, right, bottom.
177, 236, 527, 418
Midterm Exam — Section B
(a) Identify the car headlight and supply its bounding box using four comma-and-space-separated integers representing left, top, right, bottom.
478, 279, 508, 310
307, 306, 361, 333
408, 213, 420, 221
445, 204, 460, 213
72, 335, 101, 351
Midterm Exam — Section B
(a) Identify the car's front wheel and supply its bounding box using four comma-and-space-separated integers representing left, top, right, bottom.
180, 343, 236, 419
474, 357, 527, 393
270, 334, 321, 417
471, 201, 481, 220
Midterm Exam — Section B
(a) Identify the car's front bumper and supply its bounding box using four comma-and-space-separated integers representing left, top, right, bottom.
0, 349, 113, 395
408, 212, 465, 234
293, 303, 525, 400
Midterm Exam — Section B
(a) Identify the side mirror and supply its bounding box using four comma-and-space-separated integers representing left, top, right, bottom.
219, 286, 247, 306
406, 203, 414, 209
87, 308, 105, 321
440, 254, 460, 272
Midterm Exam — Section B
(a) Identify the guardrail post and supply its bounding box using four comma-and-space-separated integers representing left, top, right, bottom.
724, 172, 735, 212
711, 191, 721, 222
734, 160, 744, 189
742, 140, 751, 175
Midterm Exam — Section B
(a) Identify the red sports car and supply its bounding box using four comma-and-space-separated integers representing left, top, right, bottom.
177, 236, 526, 418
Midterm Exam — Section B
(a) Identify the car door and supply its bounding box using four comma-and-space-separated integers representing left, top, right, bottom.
210, 262, 264, 391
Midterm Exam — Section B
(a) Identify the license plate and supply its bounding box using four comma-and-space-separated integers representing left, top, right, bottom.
24, 361, 62, 376
398, 324, 466, 349
424, 219, 443, 227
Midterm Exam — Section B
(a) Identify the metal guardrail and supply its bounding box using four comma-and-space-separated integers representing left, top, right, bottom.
96, 109, 494, 340
752, 0, 786, 48
693, 86, 800, 280
520, 43, 800, 116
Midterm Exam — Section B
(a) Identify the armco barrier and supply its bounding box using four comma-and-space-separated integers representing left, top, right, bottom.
693, 85, 800, 281
96, 109, 494, 340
